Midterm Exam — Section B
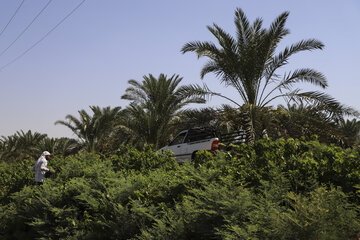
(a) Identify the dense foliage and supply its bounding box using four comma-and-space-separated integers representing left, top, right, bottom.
1, 138, 359, 239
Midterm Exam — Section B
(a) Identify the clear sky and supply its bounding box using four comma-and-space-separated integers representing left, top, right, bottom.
0, 0, 359, 138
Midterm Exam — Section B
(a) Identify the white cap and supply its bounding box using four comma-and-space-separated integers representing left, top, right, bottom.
42, 151, 51, 156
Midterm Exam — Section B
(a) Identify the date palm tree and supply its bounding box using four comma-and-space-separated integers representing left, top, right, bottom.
181, 8, 355, 142
177, 105, 246, 134
39, 137, 80, 156
274, 103, 339, 141
336, 118, 360, 147
121, 73, 205, 148
0, 130, 47, 162
55, 106, 122, 152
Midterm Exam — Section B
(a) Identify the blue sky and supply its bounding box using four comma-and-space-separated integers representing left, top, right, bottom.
0, 0, 359, 138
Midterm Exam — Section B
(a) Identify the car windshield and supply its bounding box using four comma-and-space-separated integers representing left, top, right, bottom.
169, 132, 187, 145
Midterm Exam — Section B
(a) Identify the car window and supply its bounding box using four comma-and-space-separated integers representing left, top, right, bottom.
169, 132, 187, 146
185, 129, 215, 143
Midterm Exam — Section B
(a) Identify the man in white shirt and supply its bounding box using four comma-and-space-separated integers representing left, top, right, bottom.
33, 151, 51, 185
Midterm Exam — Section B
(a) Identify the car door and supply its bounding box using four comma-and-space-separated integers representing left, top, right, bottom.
166, 131, 188, 162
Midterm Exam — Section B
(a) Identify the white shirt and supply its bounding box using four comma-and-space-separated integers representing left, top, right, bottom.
33, 156, 49, 182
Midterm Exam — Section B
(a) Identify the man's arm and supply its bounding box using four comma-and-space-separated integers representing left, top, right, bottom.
40, 161, 49, 172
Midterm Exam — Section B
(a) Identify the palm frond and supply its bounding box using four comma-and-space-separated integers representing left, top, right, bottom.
234, 8, 251, 46
181, 41, 221, 60
264, 39, 324, 82
282, 68, 327, 89
290, 91, 359, 117
208, 23, 237, 53
267, 11, 290, 51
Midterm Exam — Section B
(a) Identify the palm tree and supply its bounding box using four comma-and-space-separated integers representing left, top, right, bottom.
336, 118, 360, 147
55, 106, 122, 152
177, 105, 246, 134
121, 73, 205, 148
0, 130, 47, 162
274, 103, 340, 142
176, 107, 218, 130
0, 135, 18, 162
118, 103, 153, 148
38, 137, 80, 156
181, 8, 355, 142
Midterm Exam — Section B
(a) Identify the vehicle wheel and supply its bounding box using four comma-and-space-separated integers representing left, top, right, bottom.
191, 151, 198, 161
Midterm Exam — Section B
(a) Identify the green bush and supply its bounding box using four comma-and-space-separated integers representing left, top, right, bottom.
0, 139, 359, 239
110, 144, 178, 173
215, 138, 360, 195
0, 159, 34, 204
273, 187, 360, 240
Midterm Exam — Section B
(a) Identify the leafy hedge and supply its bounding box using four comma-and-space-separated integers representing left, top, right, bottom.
0, 140, 359, 239
217, 137, 360, 196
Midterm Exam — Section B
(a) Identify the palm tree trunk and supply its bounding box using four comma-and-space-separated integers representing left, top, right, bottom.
245, 104, 256, 144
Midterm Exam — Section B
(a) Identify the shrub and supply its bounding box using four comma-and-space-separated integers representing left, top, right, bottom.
110, 145, 178, 173
1, 139, 359, 239
0, 159, 34, 204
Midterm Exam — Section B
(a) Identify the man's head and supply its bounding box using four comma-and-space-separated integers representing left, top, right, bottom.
42, 151, 51, 160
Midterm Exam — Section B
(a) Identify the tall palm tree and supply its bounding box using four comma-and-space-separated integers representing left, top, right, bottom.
121, 73, 205, 148
55, 106, 122, 152
181, 8, 355, 142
